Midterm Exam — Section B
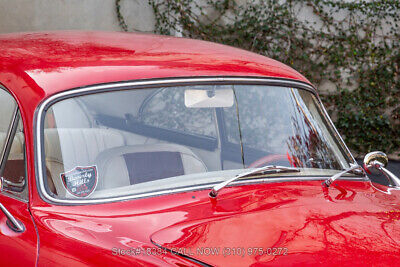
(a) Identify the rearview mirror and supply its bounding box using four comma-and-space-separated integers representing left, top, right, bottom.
363, 151, 400, 187
185, 89, 234, 108
363, 151, 388, 174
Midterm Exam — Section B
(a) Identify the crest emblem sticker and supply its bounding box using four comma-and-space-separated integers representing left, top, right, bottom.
60, 166, 98, 198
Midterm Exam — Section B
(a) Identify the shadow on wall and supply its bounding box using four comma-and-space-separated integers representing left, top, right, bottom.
356, 159, 400, 186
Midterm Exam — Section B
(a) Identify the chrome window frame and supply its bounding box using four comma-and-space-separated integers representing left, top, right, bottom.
34, 76, 364, 205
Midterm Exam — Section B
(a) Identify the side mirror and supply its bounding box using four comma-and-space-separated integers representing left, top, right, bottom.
363, 151, 388, 174
363, 151, 400, 187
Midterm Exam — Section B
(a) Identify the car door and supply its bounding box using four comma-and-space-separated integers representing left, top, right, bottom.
0, 88, 38, 266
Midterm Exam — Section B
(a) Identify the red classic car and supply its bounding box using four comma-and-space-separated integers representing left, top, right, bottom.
0, 31, 399, 266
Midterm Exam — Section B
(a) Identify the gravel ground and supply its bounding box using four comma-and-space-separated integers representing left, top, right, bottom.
356, 159, 400, 186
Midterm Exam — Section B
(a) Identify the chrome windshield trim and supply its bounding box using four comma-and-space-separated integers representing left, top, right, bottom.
316, 95, 359, 166
34, 76, 357, 205
39, 176, 367, 205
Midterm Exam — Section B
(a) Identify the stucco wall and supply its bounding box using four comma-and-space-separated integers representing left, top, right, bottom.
0, 0, 155, 33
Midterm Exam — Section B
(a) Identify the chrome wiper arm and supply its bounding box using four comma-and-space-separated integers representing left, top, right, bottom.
209, 165, 300, 198
323, 163, 363, 187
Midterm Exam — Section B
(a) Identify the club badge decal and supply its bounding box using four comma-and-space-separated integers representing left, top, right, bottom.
60, 166, 98, 198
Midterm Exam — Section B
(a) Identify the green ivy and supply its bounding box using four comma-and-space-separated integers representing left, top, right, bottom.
116, 0, 400, 158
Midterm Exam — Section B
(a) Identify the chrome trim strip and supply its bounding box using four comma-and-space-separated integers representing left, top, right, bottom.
35, 76, 359, 205
40, 176, 366, 205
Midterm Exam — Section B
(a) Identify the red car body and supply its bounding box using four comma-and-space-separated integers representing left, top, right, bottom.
0, 31, 399, 266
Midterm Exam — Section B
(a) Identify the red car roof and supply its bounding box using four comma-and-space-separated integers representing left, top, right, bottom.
0, 31, 311, 99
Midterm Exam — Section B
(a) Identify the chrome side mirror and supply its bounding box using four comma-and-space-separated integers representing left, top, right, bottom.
364, 151, 388, 174
363, 151, 400, 187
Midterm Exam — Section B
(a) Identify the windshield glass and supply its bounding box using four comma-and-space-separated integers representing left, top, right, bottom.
42, 84, 354, 200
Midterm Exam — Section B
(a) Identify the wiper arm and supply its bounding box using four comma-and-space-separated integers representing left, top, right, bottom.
209, 165, 300, 198
323, 163, 364, 187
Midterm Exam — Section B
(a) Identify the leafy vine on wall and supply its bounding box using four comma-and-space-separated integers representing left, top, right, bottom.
116, 0, 400, 158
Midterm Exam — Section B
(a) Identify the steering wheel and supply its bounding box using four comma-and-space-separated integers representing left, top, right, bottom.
248, 153, 297, 168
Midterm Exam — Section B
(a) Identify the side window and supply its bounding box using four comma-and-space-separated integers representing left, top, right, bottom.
3, 116, 27, 197
0, 89, 16, 151
0, 88, 27, 200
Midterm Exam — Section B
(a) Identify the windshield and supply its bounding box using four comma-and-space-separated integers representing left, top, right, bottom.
41, 84, 355, 200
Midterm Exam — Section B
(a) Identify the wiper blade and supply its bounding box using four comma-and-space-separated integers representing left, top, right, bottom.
209, 165, 300, 198
323, 163, 364, 187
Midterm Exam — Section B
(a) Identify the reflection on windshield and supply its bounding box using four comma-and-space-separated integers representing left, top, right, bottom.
223, 85, 349, 170
43, 84, 353, 200
285, 89, 342, 170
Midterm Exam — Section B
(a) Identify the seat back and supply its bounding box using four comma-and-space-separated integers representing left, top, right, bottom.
44, 129, 207, 198
0, 132, 24, 160
0, 132, 25, 186
95, 143, 207, 191
44, 128, 126, 197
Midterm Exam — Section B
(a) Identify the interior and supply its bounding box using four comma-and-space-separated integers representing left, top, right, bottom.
41, 84, 351, 200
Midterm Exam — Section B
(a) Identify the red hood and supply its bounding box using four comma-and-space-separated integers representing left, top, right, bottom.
150, 181, 400, 266
33, 180, 400, 266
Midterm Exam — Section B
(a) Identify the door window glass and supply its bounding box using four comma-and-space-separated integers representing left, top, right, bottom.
0, 89, 17, 153
0, 88, 27, 201
2, 115, 27, 199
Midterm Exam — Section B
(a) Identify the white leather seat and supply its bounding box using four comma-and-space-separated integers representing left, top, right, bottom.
95, 143, 208, 191
44, 128, 126, 197
0, 132, 24, 160
44, 128, 207, 198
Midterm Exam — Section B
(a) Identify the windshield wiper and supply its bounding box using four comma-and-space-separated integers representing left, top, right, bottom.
209, 165, 300, 198
323, 163, 364, 187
